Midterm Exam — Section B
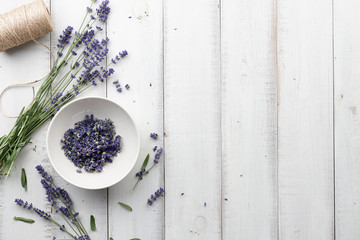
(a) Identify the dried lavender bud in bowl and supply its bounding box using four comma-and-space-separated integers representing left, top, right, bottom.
47, 97, 140, 190
61, 114, 121, 173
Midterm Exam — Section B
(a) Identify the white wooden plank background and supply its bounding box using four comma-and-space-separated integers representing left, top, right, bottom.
1, 0, 360, 239
277, 0, 334, 239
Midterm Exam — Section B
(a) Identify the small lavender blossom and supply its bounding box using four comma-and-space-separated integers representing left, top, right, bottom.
150, 133, 158, 139
57, 26, 74, 50
153, 146, 157, 152
96, 0, 110, 23
15, 199, 51, 220
87, 7, 93, 13
110, 50, 128, 64
125, 84, 130, 90
147, 187, 165, 205
153, 147, 163, 164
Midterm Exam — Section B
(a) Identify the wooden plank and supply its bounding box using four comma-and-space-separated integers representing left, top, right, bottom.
106, 0, 164, 239
277, 0, 334, 239
221, 0, 278, 239
163, 0, 221, 239
0, 1, 108, 239
49, 0, 107, 239
0, 0, 52, 239
334, 1, 360, 239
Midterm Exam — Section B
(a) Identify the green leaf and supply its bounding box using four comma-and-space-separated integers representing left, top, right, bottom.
13, 216, 35, 223
21, 168, 27, 191
130, 238, 141, 240
90, 215, 96, 231
141, 154, 150, 171
118, 202, 133, 212
110, 238, 114, 240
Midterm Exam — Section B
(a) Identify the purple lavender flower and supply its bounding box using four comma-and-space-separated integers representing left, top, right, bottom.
147, 187, 165, 205
87, 7, 93, 13
60, 114, 121, 173
59, 206, 71, 218
35, 165, 53, 182
150, 133, 158, 140
154, 147, 163, 164
125, 84, 130, 90
153, 146, 157, 152
96, 0, 111, 23
15, 199, 51, 220
57, 26, 73, 49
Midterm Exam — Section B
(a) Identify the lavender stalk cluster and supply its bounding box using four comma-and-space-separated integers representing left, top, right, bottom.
15, 165, 90, 240
42, 0, 127, 118
61, 114, 121, 173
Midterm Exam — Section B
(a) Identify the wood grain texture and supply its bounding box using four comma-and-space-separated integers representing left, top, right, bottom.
277, 0, 334, 239
221, 0, 278, 239
163, 0, 221, 239
106, 0, 164, 239
334, 0, 360, 239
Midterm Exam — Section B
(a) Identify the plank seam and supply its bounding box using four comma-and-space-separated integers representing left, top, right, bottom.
219, 0, 223, 239
274, 0, 279, 239
332, 0, 336, 239
162, 0, 166, 239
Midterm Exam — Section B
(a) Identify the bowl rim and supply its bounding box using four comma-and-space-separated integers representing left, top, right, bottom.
46, 96, 140, 190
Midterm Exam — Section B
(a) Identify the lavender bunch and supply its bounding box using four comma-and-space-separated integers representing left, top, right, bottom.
15, 165, 90, 240
133, 147, 163, 190
0, 0, 127, 179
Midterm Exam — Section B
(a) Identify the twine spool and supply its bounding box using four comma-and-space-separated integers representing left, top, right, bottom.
0, 0, 53, 52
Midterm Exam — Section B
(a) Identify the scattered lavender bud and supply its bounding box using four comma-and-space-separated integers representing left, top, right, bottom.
153, 146, 157, 152
204, 202, 207, 207
125, 84, 130, 90
150, 133, 158, 139
153, 147, 163, 164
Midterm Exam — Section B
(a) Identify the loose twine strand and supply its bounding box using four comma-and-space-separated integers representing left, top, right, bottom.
0, 0, 54, 118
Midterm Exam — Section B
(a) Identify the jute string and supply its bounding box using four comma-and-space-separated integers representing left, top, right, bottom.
0, 0, 54, 118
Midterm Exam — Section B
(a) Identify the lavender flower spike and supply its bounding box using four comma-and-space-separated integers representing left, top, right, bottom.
147, 187, 165, 205
15, 199, 51, 220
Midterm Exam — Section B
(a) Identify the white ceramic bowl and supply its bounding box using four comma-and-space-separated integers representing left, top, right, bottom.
46, 96, 140, 190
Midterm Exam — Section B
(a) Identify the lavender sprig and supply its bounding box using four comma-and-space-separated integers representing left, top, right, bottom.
147, 187, 165, 206
14, 198, 76, 238
133, 148, 163, 190
34, 165, 90, 239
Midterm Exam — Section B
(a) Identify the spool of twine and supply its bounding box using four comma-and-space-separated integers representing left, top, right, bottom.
0, 0, 54, 52
0, 0, 54, 118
